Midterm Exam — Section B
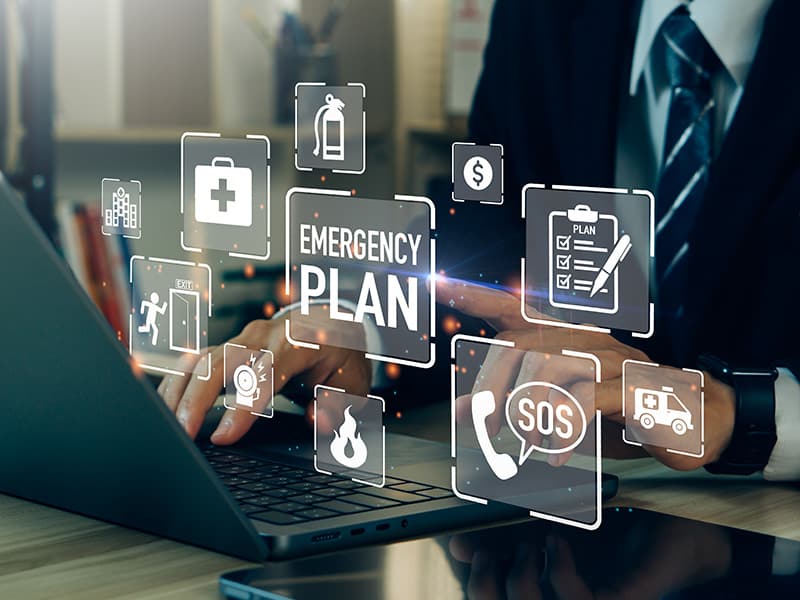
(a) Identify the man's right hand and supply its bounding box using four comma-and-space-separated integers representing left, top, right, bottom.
157, 307, 372, 445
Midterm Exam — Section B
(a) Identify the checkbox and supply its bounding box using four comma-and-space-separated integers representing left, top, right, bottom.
556, 274, 572, 289
556, 235, 571, 251
556, 254, 571, 270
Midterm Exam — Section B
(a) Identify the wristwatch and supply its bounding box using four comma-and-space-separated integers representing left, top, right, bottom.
698, 354, 778, 475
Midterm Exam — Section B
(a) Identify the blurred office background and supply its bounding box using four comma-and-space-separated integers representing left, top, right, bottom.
0, 0, 491, 343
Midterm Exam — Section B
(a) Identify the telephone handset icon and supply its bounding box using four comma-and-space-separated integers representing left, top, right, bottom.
471, 390, 518, 481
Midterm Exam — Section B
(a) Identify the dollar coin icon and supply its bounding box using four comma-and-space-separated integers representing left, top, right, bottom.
463, 156, 494, 192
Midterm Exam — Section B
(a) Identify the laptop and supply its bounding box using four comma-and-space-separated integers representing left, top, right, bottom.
0, 176, 617, 561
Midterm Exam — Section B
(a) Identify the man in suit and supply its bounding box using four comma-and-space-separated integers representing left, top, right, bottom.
160, 0, 799, 480
433, 0, 799, 478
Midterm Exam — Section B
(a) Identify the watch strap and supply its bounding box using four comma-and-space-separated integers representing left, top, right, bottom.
699, 355, 778, 475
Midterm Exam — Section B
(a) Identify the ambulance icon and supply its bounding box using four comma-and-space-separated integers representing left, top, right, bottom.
633, 385, 694, 436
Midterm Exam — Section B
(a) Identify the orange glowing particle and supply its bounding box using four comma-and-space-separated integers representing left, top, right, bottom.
461, 367, 467, 374
351, 189, 357, 196
479, 329, 486, 336
321, 175, 327, 182
395, 411, 402, 419
385, 363, 401, 380
338, 368, 343, 374
314, 211, 320, 219
442, 315, 460, 335
469, 349, 476, 356
102, 281, 107, 287
262, 302, 276, 318
233, 243, 239, 250
292, 265, 298, 271
220, 283, 226, 289
449, 207, 456, 215
244, 264, 255, 279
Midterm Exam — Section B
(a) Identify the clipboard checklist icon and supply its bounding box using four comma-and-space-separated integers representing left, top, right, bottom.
548, 204, 632, 314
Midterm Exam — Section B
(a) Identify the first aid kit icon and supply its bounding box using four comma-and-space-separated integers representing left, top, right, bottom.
194, 156, 252, 227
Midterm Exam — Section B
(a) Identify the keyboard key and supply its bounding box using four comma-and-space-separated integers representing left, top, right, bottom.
238, 481, 275, 493
241, 496, 276, 508
390, 482, 431, 493
272, 501, 307, 513
341, 494, 400, 509
256, 464, 288, 474
263, 476, 294, 486
281, 468, 311, 479
218, 475, 250, 486
286, 481, 325, 492
315, 487, 352, 498
295, 508, 338, 520
330, 480, 362, 490
249, 510, 306, 525
417, 488, 452, 499
360, 487, 428, 504
317, 500, 368, 514
231, 489, 257, 501
263, 488, 296, 499
217, 464, 254, 475
306, 474, 335, 484
287, 493, 326, 505
382, 477, 405, 486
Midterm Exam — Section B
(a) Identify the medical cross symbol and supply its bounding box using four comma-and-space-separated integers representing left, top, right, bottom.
211, 178, 236, 212
643, 393, 658, 409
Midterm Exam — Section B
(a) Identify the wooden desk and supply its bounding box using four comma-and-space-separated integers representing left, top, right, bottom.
1, 404, 798, 598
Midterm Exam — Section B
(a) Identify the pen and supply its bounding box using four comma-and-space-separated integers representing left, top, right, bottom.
589, 234, 632, 297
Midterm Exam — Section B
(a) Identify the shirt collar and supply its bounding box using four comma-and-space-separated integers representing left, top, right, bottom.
629, 0, 774, 95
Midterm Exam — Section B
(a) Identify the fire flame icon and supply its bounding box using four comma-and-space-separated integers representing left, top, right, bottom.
330, 405, 368, 469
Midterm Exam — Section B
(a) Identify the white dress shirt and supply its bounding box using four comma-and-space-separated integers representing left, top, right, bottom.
616, 0, 800, 481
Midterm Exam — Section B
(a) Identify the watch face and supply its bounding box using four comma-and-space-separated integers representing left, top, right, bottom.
234, 365, 257, 395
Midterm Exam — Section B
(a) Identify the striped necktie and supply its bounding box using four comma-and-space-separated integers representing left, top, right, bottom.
655, 8, 719, 321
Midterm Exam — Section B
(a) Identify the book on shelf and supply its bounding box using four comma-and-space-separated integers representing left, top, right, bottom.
56, 202, 132, 344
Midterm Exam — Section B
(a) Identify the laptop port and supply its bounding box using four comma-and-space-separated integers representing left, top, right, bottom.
376, 523, 390, 531
311, 531, 341, 543
350, 527, 365, 536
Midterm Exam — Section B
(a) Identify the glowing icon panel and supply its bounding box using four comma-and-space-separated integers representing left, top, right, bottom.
522, 184, 654, 336
622, 360, 704, 458
101, 178, 141, 239
181, 132, 270, 260
452, 335, 603, 531
129, 257, 212, 379
314, 385, 385, 488
452, 143, 504, 205
294, 83, 366, 174
223, 343, 274, 419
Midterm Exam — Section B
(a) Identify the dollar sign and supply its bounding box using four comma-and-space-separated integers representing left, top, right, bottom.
472, 159, 485, 187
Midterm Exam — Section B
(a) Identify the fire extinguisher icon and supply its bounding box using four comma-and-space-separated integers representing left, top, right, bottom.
312, 93, 346, 161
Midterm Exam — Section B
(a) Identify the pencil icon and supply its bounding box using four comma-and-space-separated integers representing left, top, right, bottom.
589, 234, 632, 298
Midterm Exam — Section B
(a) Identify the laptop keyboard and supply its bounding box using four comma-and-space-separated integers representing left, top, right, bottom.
200, 444, 452, 526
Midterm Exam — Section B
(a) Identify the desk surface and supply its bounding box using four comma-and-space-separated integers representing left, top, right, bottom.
1, 405, 798, 598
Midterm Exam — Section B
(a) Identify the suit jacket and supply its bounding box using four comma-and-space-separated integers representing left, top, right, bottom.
389, 0, 800, 407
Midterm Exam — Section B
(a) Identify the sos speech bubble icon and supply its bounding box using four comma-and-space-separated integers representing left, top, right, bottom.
505, 382, 588, 465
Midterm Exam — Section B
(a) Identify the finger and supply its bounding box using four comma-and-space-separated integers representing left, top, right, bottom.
213, 343, 319, 445
158, 351, 208, 412
448, 535, 475, 564
437, 276, 530, 332
506, 543, 543, 600
467, 551, 504, 600
472, 343, 524, 436
175, 349, 224, 439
